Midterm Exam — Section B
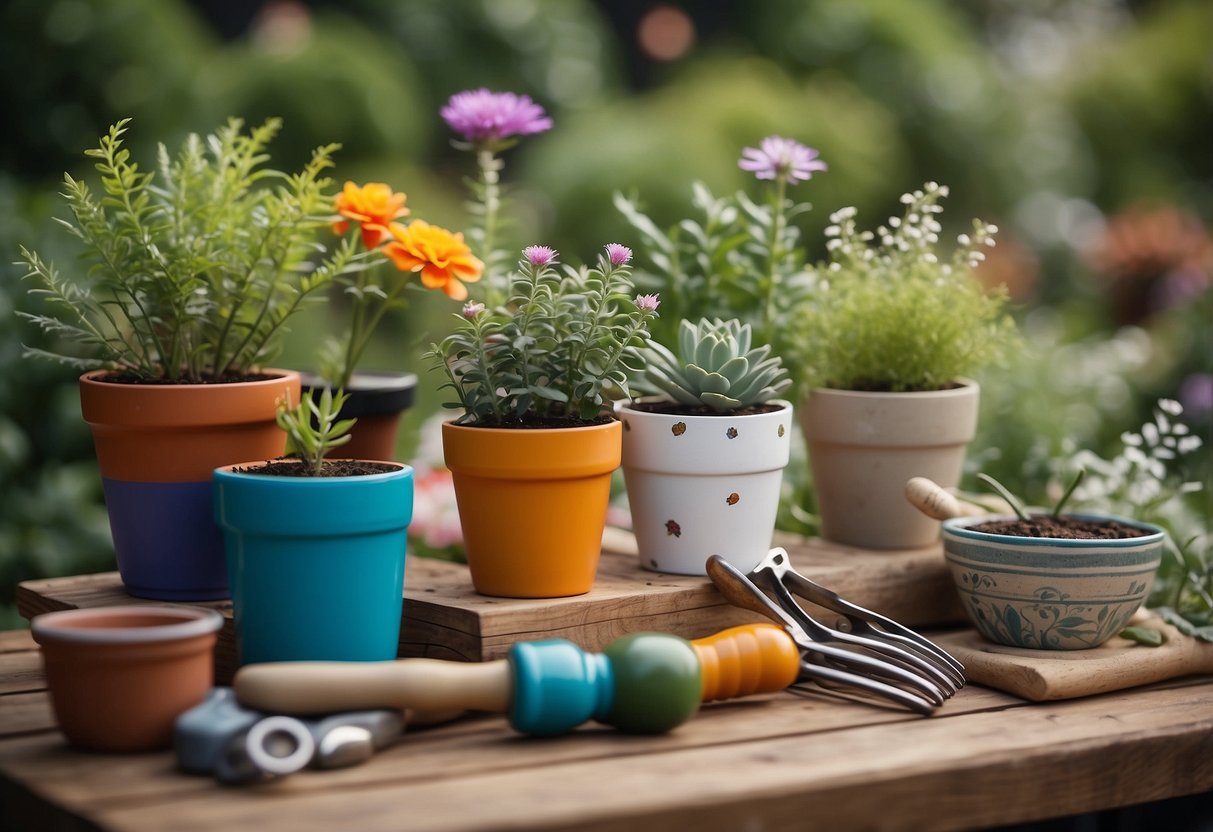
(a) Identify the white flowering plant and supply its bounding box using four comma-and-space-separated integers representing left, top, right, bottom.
788, 181, 1018, 392
427, 244, 659, 427
1051, 399, 1210, 638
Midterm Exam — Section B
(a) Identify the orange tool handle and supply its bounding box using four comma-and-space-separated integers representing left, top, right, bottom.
691, 623, 801, 702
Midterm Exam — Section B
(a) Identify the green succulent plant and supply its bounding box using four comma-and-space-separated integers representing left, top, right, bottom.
643, 318, 791, 412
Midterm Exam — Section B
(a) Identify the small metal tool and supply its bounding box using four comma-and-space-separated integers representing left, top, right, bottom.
707, 551, 966, 715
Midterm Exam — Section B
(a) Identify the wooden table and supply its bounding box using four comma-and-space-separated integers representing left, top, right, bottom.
3, 625, 1213, 831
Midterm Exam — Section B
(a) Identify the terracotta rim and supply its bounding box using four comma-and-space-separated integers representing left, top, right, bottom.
31, 606, 224, 645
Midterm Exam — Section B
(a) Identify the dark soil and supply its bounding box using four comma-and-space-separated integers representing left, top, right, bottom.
626, 401, 783, 417
836, 380, 966, 393
467, 414, 615, 429
94, 371, 279, 385
235, 460, 403, 477
969, 514, 1150, 540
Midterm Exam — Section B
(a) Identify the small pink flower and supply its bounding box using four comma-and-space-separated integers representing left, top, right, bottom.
462, 301, 486, 319
605, 243, 632, 266
739, 136, 827, 184
524, 245, 558, 266
635, 293, 660, 313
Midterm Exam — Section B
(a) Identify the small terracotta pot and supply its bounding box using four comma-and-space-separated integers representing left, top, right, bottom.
32, 605, 223, 752
442, 420, 621, 597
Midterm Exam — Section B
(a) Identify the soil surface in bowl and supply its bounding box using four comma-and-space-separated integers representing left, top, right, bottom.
235, 460, 402, 477
969, 514, 1151, 540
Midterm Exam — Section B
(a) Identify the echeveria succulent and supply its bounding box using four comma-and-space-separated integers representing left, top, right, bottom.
644, 318, 790, 412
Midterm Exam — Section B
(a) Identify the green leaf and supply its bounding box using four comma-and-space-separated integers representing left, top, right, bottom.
1119, 626, 1164, 647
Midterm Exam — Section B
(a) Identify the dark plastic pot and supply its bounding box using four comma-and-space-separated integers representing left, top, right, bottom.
300, 371, 418, 462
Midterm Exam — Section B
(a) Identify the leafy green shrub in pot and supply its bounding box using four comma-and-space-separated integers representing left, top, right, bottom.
790, 182, 1019, 550
15, 118, 359, 599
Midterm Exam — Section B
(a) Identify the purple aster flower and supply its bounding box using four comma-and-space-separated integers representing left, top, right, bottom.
634, 293, 660, 313
441, 88, 553, 144
605, 243, 632, 266
523, 245, 557, 266
738, 136, 827, 184
461, 301, 486, 319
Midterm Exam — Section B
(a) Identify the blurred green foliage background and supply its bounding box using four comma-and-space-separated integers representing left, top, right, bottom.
1, 0, 1209, 627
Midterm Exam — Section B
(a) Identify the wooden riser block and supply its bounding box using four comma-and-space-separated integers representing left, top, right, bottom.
16, 534, 964, 685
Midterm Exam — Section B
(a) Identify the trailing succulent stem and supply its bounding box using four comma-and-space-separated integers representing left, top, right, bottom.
643, 318, 790, 412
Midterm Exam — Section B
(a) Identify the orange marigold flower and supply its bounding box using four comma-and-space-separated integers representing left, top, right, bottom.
383, 220, 484, 301
333, 181, 409, 249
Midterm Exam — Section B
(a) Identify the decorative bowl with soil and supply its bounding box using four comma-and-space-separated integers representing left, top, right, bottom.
940, 512, 1166, 650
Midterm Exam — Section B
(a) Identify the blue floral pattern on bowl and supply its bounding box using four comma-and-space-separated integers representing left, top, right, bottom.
942, 514, 1166, 651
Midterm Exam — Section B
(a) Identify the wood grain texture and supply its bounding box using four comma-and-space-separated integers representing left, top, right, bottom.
3, 626, 1213, 832
936, 613, 1213, 700
13, 683, 1212, 832
16, 535, 965, 681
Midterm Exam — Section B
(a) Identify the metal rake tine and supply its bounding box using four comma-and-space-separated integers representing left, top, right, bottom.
752, 569, 960, 698
707, 557, 946, 707
754, 548, 967, 684
794, 660, 936, 716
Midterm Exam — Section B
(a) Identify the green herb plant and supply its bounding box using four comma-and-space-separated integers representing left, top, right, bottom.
17, 118, 359, 382
275, 388, 356, 476
789, 182, 1018, 393
428, 246, 659, 426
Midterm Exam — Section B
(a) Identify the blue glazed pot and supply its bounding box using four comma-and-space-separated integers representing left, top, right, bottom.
214, 463, 414, 664
942, 513, 1166, 650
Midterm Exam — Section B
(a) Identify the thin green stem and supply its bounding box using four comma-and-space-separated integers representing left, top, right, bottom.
976, 473, 1030, 522
762, 177, 787, 345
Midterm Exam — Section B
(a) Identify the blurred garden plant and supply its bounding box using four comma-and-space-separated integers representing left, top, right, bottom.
790, 182, 1017, 392
1051, 399, 1209, 638
442, 88, 553, 307
318, 181, 482, 389
18, 118, 358, 381
428, 244, 658, 426
616, 135, 826, 351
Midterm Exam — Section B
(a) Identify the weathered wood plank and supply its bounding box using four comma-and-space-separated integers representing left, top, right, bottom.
74, 684, 1213, 832
0, 651, 44, 695
0, 684, 1019, 810
0, 692, 56, 738
0, 630, 36, 653
16, 536, 964, 676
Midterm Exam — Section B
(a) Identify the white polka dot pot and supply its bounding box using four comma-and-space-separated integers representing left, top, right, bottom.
617, 399, 793, 576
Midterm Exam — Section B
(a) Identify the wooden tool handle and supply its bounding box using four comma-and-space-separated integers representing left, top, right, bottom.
692, 624, 801, 702
234, 659, 512, 716
905, 477, 990, 521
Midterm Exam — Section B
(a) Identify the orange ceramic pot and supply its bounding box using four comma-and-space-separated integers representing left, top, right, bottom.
80, 370, 299, 600
442, 420, 622, 598
300, 371, 417, 462
31, 605, 223, 752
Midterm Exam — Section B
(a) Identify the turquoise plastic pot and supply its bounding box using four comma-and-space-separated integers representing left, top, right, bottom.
214, 463, 414, 665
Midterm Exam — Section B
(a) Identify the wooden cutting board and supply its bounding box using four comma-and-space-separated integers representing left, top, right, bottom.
936, 612, 1213, 700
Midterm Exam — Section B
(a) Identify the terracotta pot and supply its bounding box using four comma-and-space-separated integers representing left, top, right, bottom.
80, 370, 299, 600
31, 605, 223, 752
300, 371, 417, 462
214, 461, 414, 664
799, 381, 979, 550
618, 400, 793, 575
943, 514, 1165, 649
442, 420, 621, 597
